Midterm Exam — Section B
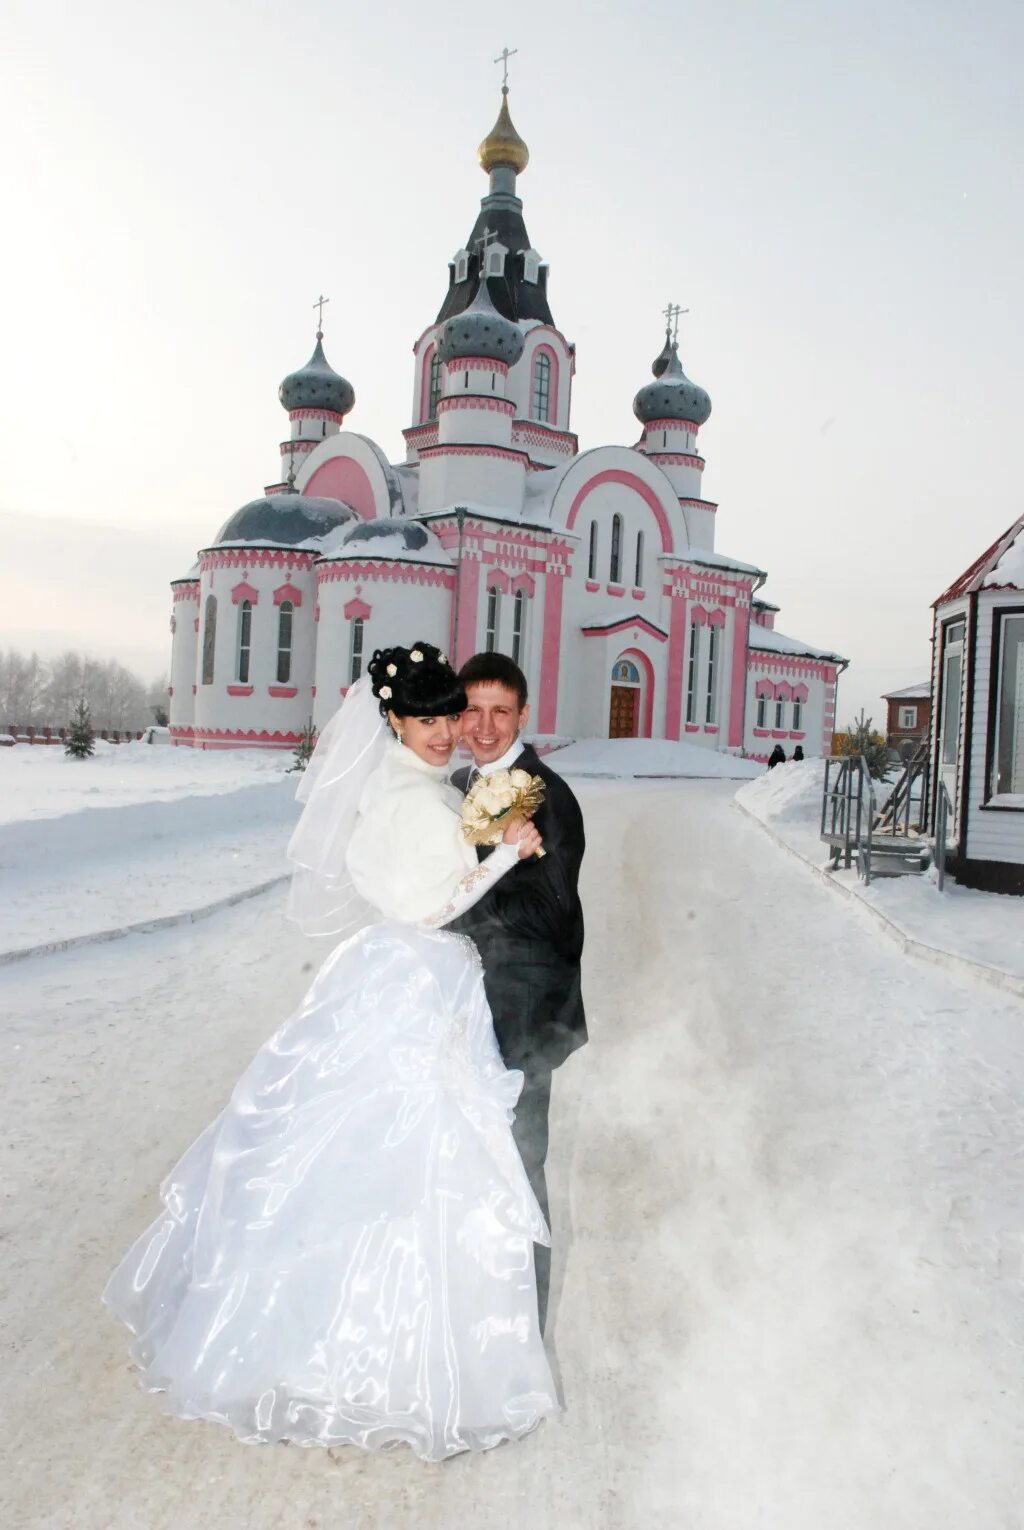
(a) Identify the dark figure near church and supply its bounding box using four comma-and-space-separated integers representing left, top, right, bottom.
792, 745, 805, 762
767, 744, 787, 769
449, 652, 587, 1332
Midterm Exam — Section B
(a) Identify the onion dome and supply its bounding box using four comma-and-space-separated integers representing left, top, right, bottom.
213, 493, 357, 548
437, 274, 524, 365
478, 87, 530, 175
633, 340, 712, 426
278, 332, 355, 416
319, 517, 452, 566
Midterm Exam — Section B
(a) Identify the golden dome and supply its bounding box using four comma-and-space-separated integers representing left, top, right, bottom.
477, 87, 530, 175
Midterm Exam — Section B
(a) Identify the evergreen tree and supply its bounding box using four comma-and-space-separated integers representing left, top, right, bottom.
836, 710, 891, 781
65, 698, 95, 759
289, 717, 318, 773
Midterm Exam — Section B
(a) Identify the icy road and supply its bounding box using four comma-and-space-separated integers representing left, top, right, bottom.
1, 779, 1020, 1529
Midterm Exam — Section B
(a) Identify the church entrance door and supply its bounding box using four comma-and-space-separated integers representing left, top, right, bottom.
608, 656, 643, 738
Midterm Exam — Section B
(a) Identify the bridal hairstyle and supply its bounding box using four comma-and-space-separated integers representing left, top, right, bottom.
367, 641, 468, 719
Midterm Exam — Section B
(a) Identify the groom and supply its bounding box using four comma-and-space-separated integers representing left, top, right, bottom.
449, 652, 587, 1331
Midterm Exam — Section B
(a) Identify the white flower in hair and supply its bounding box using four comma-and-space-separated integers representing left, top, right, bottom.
439, 653, 449, 665
410, 649, 424, 662
379, 685, 392, 700
386, 664, 397, 676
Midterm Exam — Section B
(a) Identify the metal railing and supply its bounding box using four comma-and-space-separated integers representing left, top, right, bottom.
874, 741, 930, 841
935, 781, 955, 891
821, 755, 877, 881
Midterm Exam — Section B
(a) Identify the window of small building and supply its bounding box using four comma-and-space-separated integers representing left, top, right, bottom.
485, 587, 501, 652
201, 595, 217, 685
610, 514, 623, 584
350, 616, 365, 685
992, 612, 1024, 795
236, 600, 252, 684
900, 706, 917, 729
277, 601, 293, 684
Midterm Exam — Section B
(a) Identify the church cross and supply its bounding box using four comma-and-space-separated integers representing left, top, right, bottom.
473, 226, 499, 264
662, 301, 688, 343
494, 46, 518, 89
312, 293, 330, 332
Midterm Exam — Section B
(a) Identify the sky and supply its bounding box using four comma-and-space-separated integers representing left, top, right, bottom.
2, 0, 1022, 720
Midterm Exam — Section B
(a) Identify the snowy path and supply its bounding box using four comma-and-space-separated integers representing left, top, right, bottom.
2, 781, 1021, 1529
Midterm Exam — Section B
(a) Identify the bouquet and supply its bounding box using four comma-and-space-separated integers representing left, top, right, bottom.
461, 768, 546, 857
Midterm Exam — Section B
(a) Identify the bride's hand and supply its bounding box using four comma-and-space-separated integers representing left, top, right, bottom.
506, 819, 543, 859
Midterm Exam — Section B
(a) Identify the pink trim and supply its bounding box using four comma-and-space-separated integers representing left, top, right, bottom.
704, 725, 719, 734
728, 599, 751, 747
645, 452, 705, 470
665, 593, 688, 740
201, 549, 316, 572
311, 685, 317, 698
708, 609, 726, 628
279, 439, 318, 458
607, 584, 625, 598
169, 615, 176, 634
755, 679, 774, 699
771, 729, 788, 739
273, 581, 303, 607
314, 603, 321, 623
776, 681, 793, 700
419, 443, 528, 465
685, 722, 700, 733
511, 572, 536, 596
539, 570, 566, 733
454, 551, 482, 667
193, 617, 199, 632
420, 342, 437, 423
679, 498, 718, 514
402, 422, 440, 447
226, 685, 254, 696
616, 646, 655, 739
188, 727, 303, 750
582, 615, 668, 643
343, 596, 371, 620
303, 457, 376, 519
486, 568, 511, 594
585, 579, 600, 593
172, 583, 200, 602
531, 344, 560, 425
792, 683, 809, 702
643, 418, 701, 434
690, 605, 708, 625
788, 730, 806, 740
268, 685, 298, 698
749, 653, 838, 682
631, 588, 646, 601
753, 727, 769, 737
437, 395, 515, 416
289, 406, 345, 424
566, 469, 674, 555
317, 562, 455, 590
231, 580, 259, 605
444, 357, 507, 374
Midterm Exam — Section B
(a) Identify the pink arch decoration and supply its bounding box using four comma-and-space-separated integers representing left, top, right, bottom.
755, 678, 775, 699
615, 647, 656, 739
273, 581, 303, 607
565, 469, 675, 555
511, 572, 536, 596
343, 597, 371, 621
531, 344, 560, 425
231, 580, 259, 605
303, 457, 376, 519
420, 342, 438, 423
486, 568, 511, 594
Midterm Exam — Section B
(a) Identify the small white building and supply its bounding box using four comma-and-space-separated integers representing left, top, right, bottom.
931, 512, 1024, 894
167, 88, 847, 758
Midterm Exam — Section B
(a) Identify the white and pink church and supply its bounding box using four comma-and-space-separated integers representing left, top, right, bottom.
168, 88, 847, 757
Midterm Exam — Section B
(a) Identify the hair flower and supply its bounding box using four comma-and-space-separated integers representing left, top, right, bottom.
386, 664, 397, 676
410, 649, 424, 662
439, 653, 449, 665
379, 685, 392, 700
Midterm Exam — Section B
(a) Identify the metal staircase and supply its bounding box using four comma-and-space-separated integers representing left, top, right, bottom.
821, 749, 932, 883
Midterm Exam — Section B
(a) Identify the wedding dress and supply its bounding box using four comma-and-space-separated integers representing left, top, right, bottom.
102, 724, 559, 1461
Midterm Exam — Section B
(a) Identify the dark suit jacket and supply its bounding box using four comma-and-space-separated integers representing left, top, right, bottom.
449, 744, 587, 1074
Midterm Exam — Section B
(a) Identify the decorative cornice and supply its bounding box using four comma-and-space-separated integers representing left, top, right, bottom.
272, 581, 304, 607
437, 394, 516, 416
316, 561, 455, 589
288, 407, 344, 424
172, 582, 200, 601
419, 443, 529, 465
511, 420, 578, 454
231, 580, 259, 605
199, 548, 318, 573
645, 452, 706, 470
748, 651, 838, 680
643, 418, 701, 434
679, 498, 718, 513
279, 438, 318, 457
444, 357, 508, 374
188, 726, 303, 745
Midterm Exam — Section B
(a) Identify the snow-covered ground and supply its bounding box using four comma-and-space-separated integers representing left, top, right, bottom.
737, 759, 1024, 990
548, 736, 762, 779
1, 770, 1021, 1529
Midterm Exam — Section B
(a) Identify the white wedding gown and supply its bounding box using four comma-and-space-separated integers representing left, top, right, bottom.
103, 739, 559, 1461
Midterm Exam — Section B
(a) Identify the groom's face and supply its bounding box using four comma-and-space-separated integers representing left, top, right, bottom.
461, 681, 529, 766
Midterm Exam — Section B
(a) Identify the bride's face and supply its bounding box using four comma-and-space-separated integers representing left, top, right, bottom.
390, 711, 462, 766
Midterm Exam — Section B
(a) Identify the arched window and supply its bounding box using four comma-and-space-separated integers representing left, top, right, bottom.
756, 694, 768, 728
201, 595, 217, 685
454, 248, 470, 283
428, 351, 444, 419
531, 352, 552, 422
610, 514, 623, 584
512, 588, 527, 666
634, 530, 644, 588
485, 586, 501, 652
685, 618, 700, 724
775, 694, 784, 729
588, 521, 598, 580
705, 624, 719, 724
276, 600, 293, 684
236, 599, 252, 684
792, 696, 802, 731
350, 616, 365, 684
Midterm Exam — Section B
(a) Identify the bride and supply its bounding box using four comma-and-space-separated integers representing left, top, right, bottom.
103, 641, 559, 1461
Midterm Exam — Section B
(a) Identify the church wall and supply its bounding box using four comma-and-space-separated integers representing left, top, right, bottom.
512, 326, 574, 435
169, 583, 199, 739
743, 657, 832, 762
417, 447, 527, 515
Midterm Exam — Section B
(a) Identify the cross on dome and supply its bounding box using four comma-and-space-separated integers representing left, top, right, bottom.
473, 226, 500, 263
312, 293, 330, 335
494, 46, 518, 89
662, 302, 688, 344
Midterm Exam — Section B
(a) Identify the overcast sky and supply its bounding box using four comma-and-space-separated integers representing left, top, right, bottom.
3, 0, 1022, 721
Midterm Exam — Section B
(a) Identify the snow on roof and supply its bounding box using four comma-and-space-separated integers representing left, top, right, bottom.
665, 548, 767, 579
748, 626, 848, 664
882, 682, 931, 700
984, 522, 1024, 590
934, 512, 1024, 605
752, 596, 780, 611
171, 562, 200, 584
582, 611, 668, 636
316, 517, 452, 566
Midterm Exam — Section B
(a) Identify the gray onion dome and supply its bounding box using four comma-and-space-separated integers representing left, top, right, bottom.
437, 277, 524, 365
633, 341, 712, 426
278, 333, 355, 416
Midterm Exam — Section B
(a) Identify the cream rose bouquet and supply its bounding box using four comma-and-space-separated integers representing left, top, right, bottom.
461, 768, 546, 857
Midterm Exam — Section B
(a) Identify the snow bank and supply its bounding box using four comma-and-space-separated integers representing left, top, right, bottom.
550, 737, 763, 779
735, 756, 827, 824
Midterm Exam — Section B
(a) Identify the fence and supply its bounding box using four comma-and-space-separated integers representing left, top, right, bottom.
1, 725, 145, 746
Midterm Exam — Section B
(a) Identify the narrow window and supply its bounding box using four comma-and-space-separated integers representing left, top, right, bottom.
634, 530, 644, 588
322, 420, 326, 437
793, 696, 802, 731
705, 624, 718, 724
512, 588, 526, 666
993, 613, 1024, 794
486, 246, 505, 277
454, 250, 469, 283
775, 695, 784, 729
532, 352, 552, 422
588, 521, 598, 580
276, 601, 293, 684
236, 599, 252, 684
350, 616, 365, 684
485, 587, 501, 652
428, 351, 443, 419
202, 594, 217, 685
685, 620, 700, 723
756, 694, 767, 729
610, 514, 623, 584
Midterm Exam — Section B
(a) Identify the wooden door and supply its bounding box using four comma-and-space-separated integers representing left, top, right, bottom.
609, 685, 639, 738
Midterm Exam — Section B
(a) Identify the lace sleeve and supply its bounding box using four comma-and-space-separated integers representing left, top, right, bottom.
421, 843, 519, 928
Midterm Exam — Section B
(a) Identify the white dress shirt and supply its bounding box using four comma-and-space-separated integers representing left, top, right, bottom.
475, 735, 524, 779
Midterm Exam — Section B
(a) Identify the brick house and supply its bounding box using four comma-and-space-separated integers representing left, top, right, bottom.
883, 682, 931, 759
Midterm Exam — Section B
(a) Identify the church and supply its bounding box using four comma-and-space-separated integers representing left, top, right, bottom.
168, 86, 847, 757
